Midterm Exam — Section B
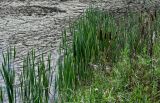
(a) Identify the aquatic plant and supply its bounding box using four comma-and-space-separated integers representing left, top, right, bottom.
57, 6, 160, 102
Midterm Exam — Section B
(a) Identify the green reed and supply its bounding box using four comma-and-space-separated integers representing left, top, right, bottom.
58, 8, 119, 101
19, 50, 52, 103
0, 47, 16, 103
0, 48, 52, 103
57, 6, 160, 102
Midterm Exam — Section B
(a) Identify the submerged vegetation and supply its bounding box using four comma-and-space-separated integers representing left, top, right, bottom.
1, 4, 160, 103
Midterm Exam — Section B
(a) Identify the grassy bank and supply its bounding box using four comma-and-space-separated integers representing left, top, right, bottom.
58, 7, 160, 102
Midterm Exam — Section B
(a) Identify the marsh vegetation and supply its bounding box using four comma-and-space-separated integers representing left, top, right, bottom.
58, 6, 160, 102
1, 2, 160, 103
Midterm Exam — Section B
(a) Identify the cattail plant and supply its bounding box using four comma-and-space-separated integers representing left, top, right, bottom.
0, 48, 53, 103
58, 8, 119, 101
0, 47, 16, 103
19, 50, 52, 103
57, 5, 160, 102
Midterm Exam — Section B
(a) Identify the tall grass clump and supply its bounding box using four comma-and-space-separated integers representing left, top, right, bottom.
0, 48, 53, 103
19, 50, 52, 103
0, 48, 16, 103
58, 6, 160, 102
58, 8, 121, 101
